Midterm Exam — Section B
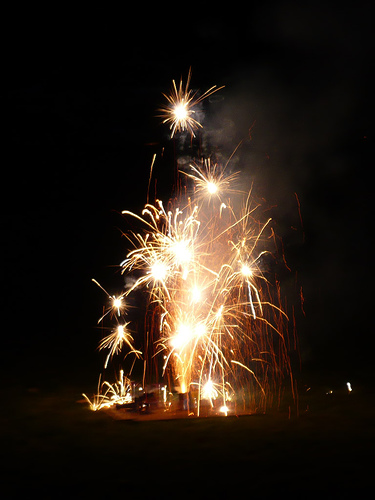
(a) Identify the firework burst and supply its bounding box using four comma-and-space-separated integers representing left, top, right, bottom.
83, 370, 133, 411
181, 158, 240, 204
85, 72, 296, 416
91, 279, 127, 323
158, 68, 224, 137
116, 163, 293, 414
99, 323, 141, 369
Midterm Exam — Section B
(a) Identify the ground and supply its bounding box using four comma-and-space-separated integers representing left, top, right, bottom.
2, 383, 374, 498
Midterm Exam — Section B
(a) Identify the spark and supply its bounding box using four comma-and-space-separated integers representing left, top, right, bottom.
201, 379, 219, 402
82, 370, 133, 411
158, 68, 224, 138
181, 158, 240, 203
99, 323, 141, 369
207, 181, 218, 195
219, 405, 229, 416
174, 102, 188, 121
170, 322, 201, 351
92, 279, 127, 323
150, 261, 168, 282
241, 264, 253, 278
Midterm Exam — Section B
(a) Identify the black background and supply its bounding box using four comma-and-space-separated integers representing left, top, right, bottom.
5, 4, 373, 392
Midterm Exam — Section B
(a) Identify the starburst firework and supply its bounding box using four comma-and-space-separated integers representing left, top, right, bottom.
158, 68, 224, 137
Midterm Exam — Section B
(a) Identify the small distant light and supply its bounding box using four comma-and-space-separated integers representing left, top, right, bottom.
138, 386, 143, 391
347, 382, 352, 392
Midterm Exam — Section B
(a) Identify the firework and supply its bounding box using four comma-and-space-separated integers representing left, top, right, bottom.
83, 370, 133, 411
85, 73, 296, 416
180, 158, 240, 204
91, 279, 127, 323
116, 159, 292, 414
158, 68, 224, 138
99, 323, 141, 369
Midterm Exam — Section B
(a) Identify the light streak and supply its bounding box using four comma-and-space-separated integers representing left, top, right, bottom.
82, 370, 133, 411
92, 279, 127, 323
99, 323, 142, 369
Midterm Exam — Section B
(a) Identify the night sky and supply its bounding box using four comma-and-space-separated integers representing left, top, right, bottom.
5, 5, 373, 391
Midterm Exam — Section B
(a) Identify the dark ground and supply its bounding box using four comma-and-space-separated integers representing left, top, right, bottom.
2, 383, 374, 498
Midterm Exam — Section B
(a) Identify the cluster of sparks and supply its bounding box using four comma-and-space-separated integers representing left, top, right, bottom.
84, 72, 295, 415
83, 370, 133, 411
158, 68, 224, 137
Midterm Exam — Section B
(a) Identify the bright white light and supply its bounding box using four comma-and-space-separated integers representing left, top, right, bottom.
190, 285, 202, 303
170, 322, 206, 350
117, 325, 125, 337
112, 296, 123, 312
173, 103, 188, 121
201, 379, 218, 401
241, 264, 253, 277
206, 181, 218, 194
172, 240, 191, 265
170, 324, 193, 350
219, 405, 229, 416
347, 382, 352, 392
150, 262, 168, 281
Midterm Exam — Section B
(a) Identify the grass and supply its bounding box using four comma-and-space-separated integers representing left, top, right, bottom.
2, 383, 374, 498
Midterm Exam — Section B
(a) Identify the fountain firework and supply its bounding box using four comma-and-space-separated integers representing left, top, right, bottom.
84, 71, 297, 416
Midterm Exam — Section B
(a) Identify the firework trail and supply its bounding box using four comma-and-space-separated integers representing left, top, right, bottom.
84, 71, 296, 415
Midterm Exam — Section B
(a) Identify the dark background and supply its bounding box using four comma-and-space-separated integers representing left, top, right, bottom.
5, 5, 373, 393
